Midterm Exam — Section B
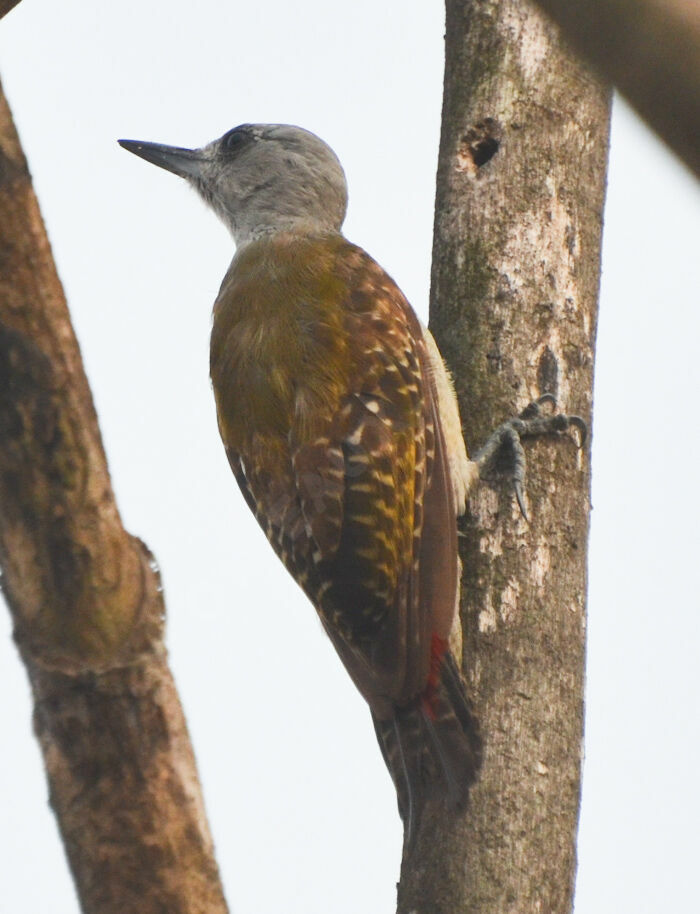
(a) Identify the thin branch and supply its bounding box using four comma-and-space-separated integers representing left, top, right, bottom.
0, 79, 228, 914
534, 0, 700, 177
0, 0, 22, 21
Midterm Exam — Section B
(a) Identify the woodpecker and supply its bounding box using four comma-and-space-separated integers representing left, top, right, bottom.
119, 124, 583, 838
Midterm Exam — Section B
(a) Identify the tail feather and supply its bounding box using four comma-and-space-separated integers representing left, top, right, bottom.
373, 651, 482, 842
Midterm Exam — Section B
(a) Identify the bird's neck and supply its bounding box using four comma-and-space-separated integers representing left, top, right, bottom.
227, 212, 342, 248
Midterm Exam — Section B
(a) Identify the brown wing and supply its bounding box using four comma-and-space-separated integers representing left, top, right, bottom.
212, 234, 458, 716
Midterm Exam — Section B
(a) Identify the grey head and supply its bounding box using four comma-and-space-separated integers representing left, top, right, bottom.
119, 124, 348, 246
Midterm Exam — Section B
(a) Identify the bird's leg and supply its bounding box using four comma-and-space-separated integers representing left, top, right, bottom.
472, 394, 587, 520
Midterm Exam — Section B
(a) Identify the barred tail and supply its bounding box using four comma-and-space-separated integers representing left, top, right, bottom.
373, 652, 482, 843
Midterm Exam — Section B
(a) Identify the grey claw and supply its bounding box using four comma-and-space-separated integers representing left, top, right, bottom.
476, 398, 586, 521
514, 479, 529, 521
568, 416, 587, 447
520, 393, 556, 421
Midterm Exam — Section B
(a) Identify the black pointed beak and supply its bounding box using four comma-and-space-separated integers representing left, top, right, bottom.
118, 139, 205, 180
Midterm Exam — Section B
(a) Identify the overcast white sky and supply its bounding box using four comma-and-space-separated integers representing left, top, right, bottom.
1, 2, 698, 913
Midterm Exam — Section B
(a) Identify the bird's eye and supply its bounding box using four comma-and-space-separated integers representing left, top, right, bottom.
221, 128, 253, 155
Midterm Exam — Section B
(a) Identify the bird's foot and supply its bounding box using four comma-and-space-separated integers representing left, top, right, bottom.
473, 394, 586, 520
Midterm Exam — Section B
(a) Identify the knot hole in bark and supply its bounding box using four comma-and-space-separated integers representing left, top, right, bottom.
456, 118, 502, 174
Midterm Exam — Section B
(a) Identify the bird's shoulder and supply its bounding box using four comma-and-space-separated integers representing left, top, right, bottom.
211, 232, 428, 442
214, 231, 418, 329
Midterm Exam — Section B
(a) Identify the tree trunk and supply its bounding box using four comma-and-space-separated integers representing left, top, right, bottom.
397, 2, 610, 911
0, 79, 228, 914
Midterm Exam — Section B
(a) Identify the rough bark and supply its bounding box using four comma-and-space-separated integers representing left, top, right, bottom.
533, 0, 700, 178
0, 80, 228, 914
397, 2, 610, 912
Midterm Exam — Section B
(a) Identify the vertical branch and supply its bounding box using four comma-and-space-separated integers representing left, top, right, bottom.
0, 81, 227, 913
397, 2, 610, 911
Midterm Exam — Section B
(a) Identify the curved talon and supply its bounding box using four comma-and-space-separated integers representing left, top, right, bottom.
519, 393, 556, 421
568, 416, 587, 447
514, 479, 528, 521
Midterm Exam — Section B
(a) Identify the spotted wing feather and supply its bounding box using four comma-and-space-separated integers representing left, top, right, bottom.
211, 233, 481, 829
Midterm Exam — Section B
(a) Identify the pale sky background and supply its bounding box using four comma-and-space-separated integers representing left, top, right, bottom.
0, 2, 698, 913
